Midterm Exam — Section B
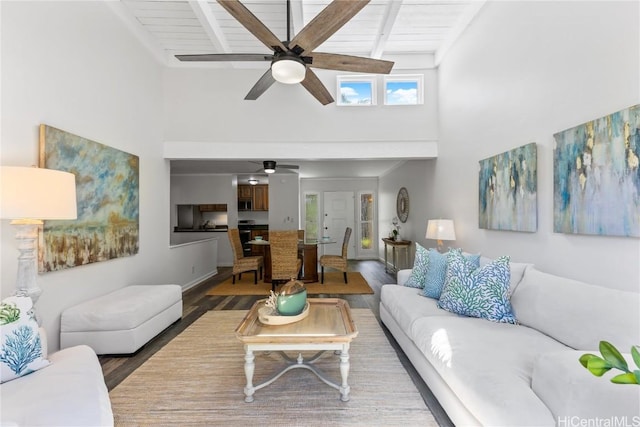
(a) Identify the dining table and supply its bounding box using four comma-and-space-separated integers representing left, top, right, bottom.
247, 238, 336, 283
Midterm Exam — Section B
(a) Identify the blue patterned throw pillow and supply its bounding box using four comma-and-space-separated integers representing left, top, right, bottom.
0, 295, 50, 383
438, 249, 516, 324
404, 243, 429, 288
421, 249, 480, 299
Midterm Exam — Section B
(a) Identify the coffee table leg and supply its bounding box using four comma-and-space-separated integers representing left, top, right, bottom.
244, 348, 255, 403
339, 345, 350, 402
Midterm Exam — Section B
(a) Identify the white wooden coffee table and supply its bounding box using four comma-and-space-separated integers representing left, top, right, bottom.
235, 298, 358, 402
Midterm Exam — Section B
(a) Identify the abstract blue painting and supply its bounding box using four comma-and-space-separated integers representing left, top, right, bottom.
553, 105, 640, 237
38, 125, 139, 272
479, 143, 537, 232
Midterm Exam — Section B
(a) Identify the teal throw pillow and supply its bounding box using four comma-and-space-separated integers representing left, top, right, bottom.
421, 249, 480, 299
438, 249, 516, 324
0, 295, 50, 383
404, 243, 429, 289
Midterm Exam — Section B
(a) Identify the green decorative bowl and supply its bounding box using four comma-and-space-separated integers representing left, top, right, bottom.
277, 280, 307, 316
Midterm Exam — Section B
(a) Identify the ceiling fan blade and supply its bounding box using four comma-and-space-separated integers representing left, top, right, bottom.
277, 164, 300, 170
245, 69, 276, 100
217, 0, 287, 52
300, 68, 334, 105
309, 52, 394, 74
175, 53, 273, 62
289, 0, 370, 54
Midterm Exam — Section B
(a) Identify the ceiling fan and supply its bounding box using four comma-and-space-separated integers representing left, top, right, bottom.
252, 160, 299, 174
175, 0, 394, 105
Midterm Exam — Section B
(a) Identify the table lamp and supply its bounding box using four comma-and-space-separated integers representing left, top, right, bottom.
426, 219, 456, 253
1, 166, 77, 305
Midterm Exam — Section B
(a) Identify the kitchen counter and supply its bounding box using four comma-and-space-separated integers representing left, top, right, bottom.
174, 227, 228, 232
239, 224, 268, 230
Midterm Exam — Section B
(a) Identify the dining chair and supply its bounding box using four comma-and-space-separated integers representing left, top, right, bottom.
320, 227, 352, 284
269, 230, 302, 292
228, 228, 263, 284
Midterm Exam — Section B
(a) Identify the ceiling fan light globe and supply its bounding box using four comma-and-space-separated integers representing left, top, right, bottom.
271, 58, 306, 84
263, 160, 277, 174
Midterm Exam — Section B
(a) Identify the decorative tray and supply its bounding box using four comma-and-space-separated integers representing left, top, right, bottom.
258, 302, 310, 325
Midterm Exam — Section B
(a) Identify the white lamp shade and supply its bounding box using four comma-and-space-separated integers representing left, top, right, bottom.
426, 219, 456, 241
1, 166, 77, 220
271, 58, 306, 84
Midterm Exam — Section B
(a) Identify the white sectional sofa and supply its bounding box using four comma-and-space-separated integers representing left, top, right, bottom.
380, 258, 640, 426
0, 343, 113, 426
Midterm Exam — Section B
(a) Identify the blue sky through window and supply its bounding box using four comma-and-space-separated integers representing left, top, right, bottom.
339, 81, 373, 105
385, 80, 418, 105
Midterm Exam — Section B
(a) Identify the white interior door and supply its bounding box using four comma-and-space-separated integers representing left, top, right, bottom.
322, 191, 355, 257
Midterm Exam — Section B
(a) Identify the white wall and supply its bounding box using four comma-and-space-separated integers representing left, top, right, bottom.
378, 160, 432, 268
433, 1, 640, 291
0, 1, 215, 351
163, 68, 439, 144
268, 173, 300, 231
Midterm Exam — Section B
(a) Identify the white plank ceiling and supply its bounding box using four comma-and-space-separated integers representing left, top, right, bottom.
118, 0, 485, 69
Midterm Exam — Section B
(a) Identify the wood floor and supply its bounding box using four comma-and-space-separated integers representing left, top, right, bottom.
99, 260, 454, 427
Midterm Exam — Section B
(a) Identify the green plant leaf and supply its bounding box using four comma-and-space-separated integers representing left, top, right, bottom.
586, 356, 612, 377
599, 341, 629, 372
634, 370, 640, 384
631, 346, 640, 370
610, 372, 639, 385
579, 353, 599, 369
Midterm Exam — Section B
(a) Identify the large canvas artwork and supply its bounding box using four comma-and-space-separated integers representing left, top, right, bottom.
479, 143, 537, 232
38, 125, 139, 272
553, 105, 640, 237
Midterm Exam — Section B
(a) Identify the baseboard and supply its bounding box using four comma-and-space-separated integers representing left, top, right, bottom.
181, 269, 218, 291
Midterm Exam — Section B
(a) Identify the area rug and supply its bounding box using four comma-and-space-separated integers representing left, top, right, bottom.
206, 272, 374, 296
110, 309, 436, 426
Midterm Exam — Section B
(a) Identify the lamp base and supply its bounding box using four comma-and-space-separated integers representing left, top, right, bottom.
11, 220, 43, 305
436, 240, 445, 253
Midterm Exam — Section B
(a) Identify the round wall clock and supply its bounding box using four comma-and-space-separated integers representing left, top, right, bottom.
396, 187, 409, 223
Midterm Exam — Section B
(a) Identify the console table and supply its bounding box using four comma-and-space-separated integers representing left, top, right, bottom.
381, 238, 412, 275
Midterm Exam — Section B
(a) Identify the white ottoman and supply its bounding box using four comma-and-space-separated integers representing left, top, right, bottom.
60, 284, 182, 355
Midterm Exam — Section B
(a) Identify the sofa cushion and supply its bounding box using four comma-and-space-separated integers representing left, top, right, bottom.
404, 243, 429, 289
380, 285, 457, 334
0, 295, 50, 383
0, 344, 113, 426
420, 249, 480, 299
410, 316, 567, 426
61, 285, 182, 332
511, 267, 640, 350
480, 257, 532, 293
438, 250, 516, 324
532, 351, 640, 421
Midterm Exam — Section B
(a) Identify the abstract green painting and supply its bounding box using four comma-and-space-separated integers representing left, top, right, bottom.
553, 105, 640, 237
479, 143, 538, 232
38, 125, 139, 272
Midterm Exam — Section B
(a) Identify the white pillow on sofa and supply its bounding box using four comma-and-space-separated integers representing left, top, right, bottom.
532, 351, 640, 422
0, 295, 50, 383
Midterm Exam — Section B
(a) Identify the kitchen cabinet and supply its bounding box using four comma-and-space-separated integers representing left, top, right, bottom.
199, 204, 227, 212
238, 185, 252, 200
237, 184, 269, 211
253, 185, 269, 211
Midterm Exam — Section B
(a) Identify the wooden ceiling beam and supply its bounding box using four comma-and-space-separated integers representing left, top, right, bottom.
371, 0, 402, 59
188, 0, 230, 53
